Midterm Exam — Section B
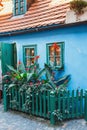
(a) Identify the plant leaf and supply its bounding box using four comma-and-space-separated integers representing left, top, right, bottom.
37, 68, 45, 79
27, 73, 34, 81
48, 80, 56, 90
7, 64, 18, 74
55, 75, 71, 86
8, 84, 16, 89
44, 63, 52, 74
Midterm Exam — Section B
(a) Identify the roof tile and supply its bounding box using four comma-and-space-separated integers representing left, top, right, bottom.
0, 0, 70, 34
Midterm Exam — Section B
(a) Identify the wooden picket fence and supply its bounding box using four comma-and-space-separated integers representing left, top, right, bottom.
3, 86, 87, 124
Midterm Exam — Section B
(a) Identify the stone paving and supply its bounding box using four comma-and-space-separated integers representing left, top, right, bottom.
0, 103, 87, 130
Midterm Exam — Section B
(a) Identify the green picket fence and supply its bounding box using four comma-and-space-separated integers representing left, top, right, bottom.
50, 89, 86, 124
3, 86, 87, 124
4, 86, 51, 119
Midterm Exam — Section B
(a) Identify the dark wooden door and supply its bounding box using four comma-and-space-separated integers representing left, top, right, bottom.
1, 43, 17, 75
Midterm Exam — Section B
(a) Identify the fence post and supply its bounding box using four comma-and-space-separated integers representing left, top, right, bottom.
84, 90, 87, 122
50, 91, 56, 125
3, 85, 8, 111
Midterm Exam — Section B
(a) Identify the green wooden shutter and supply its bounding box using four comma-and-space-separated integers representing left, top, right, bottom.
1, 43, 17, 75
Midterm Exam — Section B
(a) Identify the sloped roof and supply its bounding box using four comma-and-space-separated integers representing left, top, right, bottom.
0, 0, 70, 35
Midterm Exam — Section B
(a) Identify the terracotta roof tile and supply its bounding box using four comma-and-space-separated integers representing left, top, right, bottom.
0, 13, 12, 21
0, 0, 70, 34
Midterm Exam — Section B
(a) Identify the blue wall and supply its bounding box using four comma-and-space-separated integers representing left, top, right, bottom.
0, 24, 87, 90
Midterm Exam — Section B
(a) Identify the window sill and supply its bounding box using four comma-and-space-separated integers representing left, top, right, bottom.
49, 65, 64, 71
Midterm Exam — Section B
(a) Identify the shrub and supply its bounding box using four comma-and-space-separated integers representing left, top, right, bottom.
3, 62, 71, 94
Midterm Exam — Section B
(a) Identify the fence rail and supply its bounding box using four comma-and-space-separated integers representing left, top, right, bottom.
3, 86, 87, 124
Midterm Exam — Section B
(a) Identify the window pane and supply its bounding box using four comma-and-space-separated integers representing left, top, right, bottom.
20, 7, 24, 13
30, 48, 34, 56
25, 48, 35, 57
25, 48, 30, 56
49, 46, 54, 56
15, 8, 18, 15
26, 57, 34, 66
20, 1, 24, 7
55, 46, 61, 66
55, 47, 60, 55
49, 57, 54, 67
15, 2, 18, 8
30, 58, 34, 65
55, 57, 60, 66
26, 58, 30, 67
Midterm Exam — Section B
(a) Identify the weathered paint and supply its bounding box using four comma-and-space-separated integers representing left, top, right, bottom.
0, 24, 87, 90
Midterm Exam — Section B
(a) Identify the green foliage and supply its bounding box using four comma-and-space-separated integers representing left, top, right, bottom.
52, 109, 69, 122
7, 65, 18, 74
10, 100, 19, 109
3, 62, 70, 113
3, 61, 71, 117
70, 0, 87, 14
23, 91, 32, 112
52, 109, 63, 122
3, 62, 71, 94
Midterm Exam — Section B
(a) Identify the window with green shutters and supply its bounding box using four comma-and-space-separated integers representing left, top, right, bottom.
13, 0, 27, 16
46, 42, 64, 69
23, 45, 37, 67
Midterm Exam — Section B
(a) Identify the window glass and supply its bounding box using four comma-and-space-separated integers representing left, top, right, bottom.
14, 0, 26, 15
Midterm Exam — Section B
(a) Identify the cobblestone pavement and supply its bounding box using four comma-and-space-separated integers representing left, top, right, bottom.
0, 104, 87, 130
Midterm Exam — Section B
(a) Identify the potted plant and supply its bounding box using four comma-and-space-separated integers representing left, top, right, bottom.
70, 0, 87, 15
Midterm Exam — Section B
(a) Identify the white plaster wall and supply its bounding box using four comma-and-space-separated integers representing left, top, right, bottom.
66, 8, 87, 24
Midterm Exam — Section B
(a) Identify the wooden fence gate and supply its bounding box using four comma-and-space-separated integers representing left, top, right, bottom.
3, 86, 87, 124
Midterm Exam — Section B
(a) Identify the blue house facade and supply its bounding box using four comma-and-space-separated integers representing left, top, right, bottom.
0, 0, 87, 90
